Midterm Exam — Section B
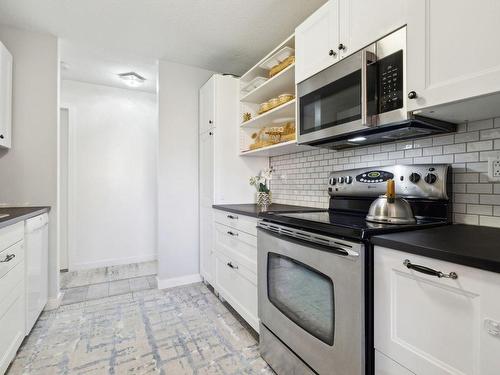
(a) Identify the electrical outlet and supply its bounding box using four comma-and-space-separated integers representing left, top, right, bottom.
488, 157, 500, 181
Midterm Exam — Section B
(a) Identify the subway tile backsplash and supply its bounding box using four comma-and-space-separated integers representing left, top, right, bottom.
270, 117, 500, 228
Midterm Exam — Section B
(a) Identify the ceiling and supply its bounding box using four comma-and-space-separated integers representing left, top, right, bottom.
0, 0, 327, 91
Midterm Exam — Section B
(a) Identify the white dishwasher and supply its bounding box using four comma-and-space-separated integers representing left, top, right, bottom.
25, 213, 49, 335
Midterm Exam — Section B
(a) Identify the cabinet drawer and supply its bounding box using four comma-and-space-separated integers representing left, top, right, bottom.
0, 240, 24, 280
374, 246, 500, 375
0, 222, 23, 253
0, 282, 25, 375
375, 350, 415, 375
215, 251, 258, 331
214, 222, 257, 274
214, 210, 258, 236
0, 260, 24, 318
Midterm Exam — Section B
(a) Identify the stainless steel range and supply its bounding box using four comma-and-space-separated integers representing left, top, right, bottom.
257, 164, 452, 375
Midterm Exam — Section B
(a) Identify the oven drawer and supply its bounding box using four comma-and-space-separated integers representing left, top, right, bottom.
214, 210, 258, 237
214, 222, 257, 273
214, 251, 258, 332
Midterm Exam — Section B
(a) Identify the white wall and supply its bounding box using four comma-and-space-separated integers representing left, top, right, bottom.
61, 80, 158, 269
157, 60, 214, 286
0, 26, 60, 302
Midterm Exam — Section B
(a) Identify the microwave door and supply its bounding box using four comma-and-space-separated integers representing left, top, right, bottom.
297, 46, 376, 145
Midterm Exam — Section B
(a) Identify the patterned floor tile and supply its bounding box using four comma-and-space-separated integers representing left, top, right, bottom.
8, 283, 273, 375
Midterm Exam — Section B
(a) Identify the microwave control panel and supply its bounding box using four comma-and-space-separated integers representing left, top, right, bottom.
379, 50, 403, 113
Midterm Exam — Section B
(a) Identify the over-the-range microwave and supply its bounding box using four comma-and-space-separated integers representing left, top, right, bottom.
297, 27, 456, 150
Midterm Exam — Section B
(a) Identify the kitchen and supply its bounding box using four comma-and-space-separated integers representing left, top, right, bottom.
0, 0, 500, 374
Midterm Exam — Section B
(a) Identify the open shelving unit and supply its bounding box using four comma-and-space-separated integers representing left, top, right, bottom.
239, 34, 311, 157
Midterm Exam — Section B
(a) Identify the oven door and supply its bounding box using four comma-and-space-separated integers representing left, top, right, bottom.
297, 47, 376, 145
257, 223, 365, 375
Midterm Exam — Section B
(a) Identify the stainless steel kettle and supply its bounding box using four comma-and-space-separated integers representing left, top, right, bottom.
366, 179, 416, 224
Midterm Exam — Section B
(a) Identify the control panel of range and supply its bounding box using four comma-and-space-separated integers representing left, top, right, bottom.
328, 164, 450, 200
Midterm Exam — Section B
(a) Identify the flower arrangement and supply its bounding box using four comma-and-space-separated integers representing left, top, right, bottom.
249, 168, 273, 193
250, 168, 273, 208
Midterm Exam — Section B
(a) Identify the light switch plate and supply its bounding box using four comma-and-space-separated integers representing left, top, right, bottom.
487, 157, 500, 181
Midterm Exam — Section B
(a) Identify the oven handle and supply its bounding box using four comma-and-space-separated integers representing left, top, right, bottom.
257, 222, 360, 258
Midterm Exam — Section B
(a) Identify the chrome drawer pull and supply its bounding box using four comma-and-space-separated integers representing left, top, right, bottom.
404, 259, 458, 279
227, 262, 238, 270
227, 214, 238, 220
0, 254, 15, 263
227, 231, 238, 237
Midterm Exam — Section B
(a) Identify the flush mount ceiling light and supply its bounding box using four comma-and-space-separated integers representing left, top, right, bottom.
347, 136, 367, 142
118, 72, 146, 87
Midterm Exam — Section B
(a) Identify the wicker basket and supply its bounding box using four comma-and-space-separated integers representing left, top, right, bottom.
269, 55, 295, 78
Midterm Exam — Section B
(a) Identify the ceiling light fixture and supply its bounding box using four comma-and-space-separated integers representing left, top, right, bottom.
118, 72, 146, 87
347, 136, 367, 142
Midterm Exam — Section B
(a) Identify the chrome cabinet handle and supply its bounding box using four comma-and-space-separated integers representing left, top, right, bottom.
227, 214, 238, 220
227, 262, 238, 270
0, 254, 15, 263
227, 231, 238, 237
404, 259, 458, 279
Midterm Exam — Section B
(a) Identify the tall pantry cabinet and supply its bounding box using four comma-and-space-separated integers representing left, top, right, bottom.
198, 74, 267, 284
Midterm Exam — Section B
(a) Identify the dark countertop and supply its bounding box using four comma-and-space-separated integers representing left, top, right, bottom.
372, 224, 500, 274
212, 203, 324, 218
0, 207, 51, 230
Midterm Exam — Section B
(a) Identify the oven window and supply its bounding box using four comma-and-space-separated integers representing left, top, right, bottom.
300, 70, 361, 135
267, 252, 335, 346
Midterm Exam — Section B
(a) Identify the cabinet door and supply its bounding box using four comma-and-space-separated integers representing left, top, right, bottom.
0, 42, 12, 149
199, 77, 215, 134
199, 206, 214, 283
295, 0, 339, 84
407, 0, 500, 112
340, 0, 407, 59
199, 130, 214, 281
374, 246, 500, 375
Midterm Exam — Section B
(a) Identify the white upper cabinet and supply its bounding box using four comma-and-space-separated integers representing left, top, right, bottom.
199, 76, 215, 134
375, 246, 500, 375
0, 41, 12, 149
296, 0, 408, 84
407, 0, 500, 113
295, 0, 340, 84
340, 0, 408, 59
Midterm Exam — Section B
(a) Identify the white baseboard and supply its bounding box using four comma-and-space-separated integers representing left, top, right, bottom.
70, 254, 157, 271
157, 273, 202, 290
45, 292, 63, 311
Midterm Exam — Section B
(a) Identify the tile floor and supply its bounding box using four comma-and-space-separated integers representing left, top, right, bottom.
8, 283, 273, 375
60, 261, 158, 306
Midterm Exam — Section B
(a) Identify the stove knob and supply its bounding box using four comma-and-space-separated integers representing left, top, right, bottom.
424, 173, 437, 184
330, 177, 337, 185
409, 173, 421, 183
338, 177, 345, 183
345, 176, 353, 184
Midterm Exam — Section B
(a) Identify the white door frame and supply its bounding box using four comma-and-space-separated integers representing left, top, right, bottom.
59, 104, 77, 271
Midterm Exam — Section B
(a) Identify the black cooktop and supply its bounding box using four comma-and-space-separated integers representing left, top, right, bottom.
259, 209, 448, 241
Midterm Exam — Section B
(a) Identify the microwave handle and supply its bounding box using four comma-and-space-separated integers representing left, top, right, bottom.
361, 49, 376, 127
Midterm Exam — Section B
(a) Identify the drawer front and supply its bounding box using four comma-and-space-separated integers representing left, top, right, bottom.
0, 260, 24, 318
215, 251, 258, 331
0, 222, 24, 253
0, 240, 24, 280
214, 210, 258, 236
374, 246, 500, 375
214, 222, 257, 274
375, 350, 415, 375
0, 282, 25, 375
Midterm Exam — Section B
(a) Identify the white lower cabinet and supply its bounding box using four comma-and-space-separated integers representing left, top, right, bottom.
213, 210, 259, 332
374, 246, 500, 375
0, 222, 26, 375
